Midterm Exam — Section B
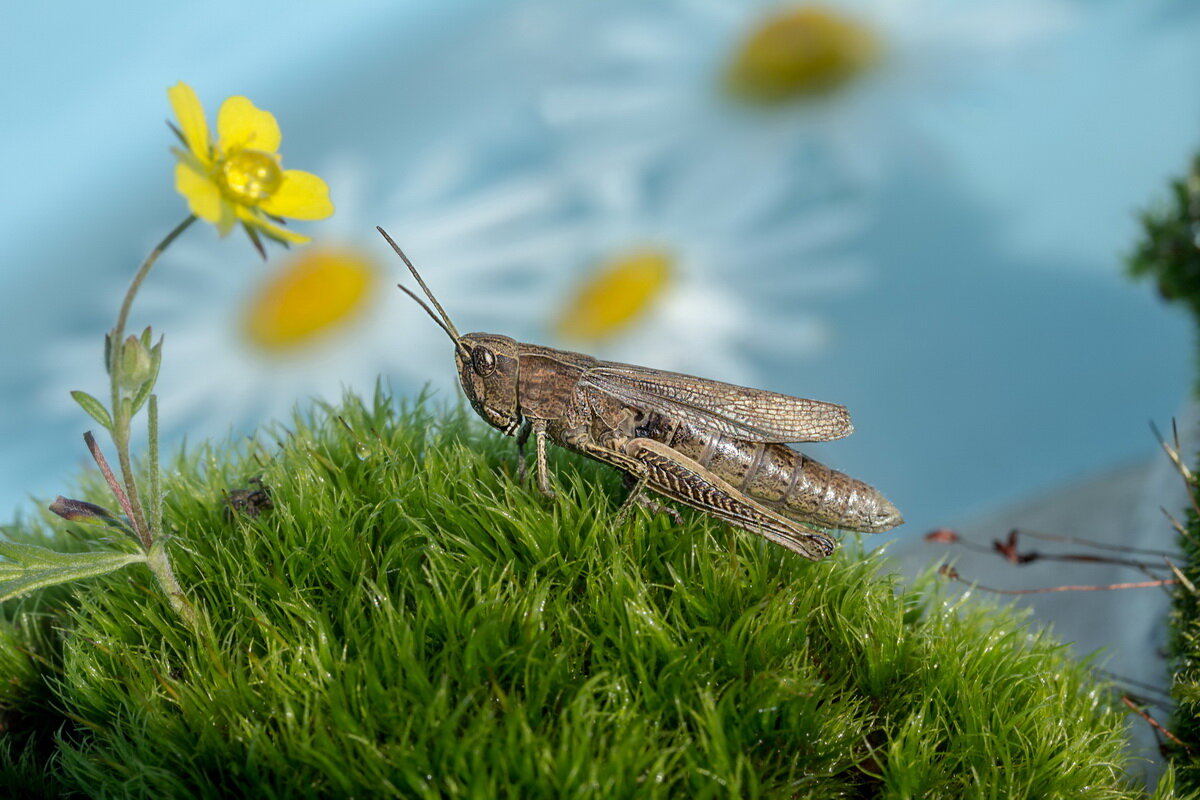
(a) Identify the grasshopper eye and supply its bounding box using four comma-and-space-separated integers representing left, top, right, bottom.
471, 345, 497, 376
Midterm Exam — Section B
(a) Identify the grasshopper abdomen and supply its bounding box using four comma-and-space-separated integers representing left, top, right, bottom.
635, 414, 901, 534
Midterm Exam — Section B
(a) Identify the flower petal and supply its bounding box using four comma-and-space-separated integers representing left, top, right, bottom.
174, 162, 223, 224
260, 170, 335, 220
236, 205, 310, 244
216, 200, 237, 237
167, 82, 210, 161
217, 96, 282, 153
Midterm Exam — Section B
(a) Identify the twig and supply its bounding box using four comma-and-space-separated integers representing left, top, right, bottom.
927, 528, 1173, 574
937, 565, 1175, 594
1165, 558, 1197, 595
1152, 420, 1200, 521
1163, 507, 1199, 549
1010, 527, 1176, 558
1122, 695, 1190, 753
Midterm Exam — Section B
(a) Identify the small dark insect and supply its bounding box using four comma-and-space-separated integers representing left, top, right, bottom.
379, 227, 902, 559
224, 478, 272, 519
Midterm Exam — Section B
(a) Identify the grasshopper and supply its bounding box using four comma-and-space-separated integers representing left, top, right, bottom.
379, 227, 902, 559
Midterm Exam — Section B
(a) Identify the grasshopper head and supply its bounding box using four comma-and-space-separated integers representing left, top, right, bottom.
456, 333, 522, 434
378, 228, 525, 435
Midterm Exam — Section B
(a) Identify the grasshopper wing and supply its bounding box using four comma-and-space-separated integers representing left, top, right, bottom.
583, 364, 853, 443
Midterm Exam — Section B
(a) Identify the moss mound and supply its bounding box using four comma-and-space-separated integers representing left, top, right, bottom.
0, 389, 1177, 798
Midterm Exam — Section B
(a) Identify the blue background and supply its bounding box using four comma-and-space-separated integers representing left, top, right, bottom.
2, 0, 1198, 543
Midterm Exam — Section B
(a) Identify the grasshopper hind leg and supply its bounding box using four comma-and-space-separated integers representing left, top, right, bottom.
618, 472, 684, 525
624, 437, 835, 560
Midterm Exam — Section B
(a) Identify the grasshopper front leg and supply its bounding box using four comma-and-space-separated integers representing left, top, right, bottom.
517, 419, 557, 499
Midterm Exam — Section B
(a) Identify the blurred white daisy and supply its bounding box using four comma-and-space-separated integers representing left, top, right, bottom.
530, 0, 1074, 191
482, 154, 870, 386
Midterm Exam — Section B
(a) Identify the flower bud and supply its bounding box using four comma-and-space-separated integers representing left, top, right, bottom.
49, 495, 137, 539
117, 334, 154, 390
49, 496, 119, 526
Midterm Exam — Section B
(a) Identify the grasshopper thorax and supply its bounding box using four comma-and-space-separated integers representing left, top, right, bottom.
456, 332, 522, 435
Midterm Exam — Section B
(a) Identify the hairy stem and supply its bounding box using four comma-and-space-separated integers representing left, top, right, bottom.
111, 215, 196, 356
107, 215, 195, 543
149, 394, 162, 537
147, 541, 198, 629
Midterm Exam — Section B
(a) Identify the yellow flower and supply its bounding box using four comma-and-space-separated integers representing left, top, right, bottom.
167, 81, 333, 245
555, 248, 674, 343
726, 5, 880, 103
241, 246, 377, 352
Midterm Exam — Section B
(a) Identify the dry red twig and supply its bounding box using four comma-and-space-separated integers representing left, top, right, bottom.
1122, 695, 1191, 753
927, 527, 1173, 576
937, 564, 1176, 595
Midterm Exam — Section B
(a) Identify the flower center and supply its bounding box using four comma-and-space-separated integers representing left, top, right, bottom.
556, 248, 673, 342
726, 5, 879, 103
243, 247, 376, 352
218, 149, 284, 204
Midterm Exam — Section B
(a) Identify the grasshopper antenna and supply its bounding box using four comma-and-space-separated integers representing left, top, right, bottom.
377, 227, 469, 354
395, 283, 461, 345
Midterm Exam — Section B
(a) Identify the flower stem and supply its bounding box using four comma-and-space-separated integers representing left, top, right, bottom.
147, 540, 198, 628
107, 215, 195, 544
148, 394, 162, 538
99, 214, 199, 627
111, 215, 196, 352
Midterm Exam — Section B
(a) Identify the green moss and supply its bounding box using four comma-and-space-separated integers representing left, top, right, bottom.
1128, 155, 1200, 322
0, 388, 1180, 797
1128, 150, 1200, 792
1171, 478, 1200, 788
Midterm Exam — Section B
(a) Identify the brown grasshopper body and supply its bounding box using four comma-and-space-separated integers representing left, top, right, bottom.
381, 228, 902, 560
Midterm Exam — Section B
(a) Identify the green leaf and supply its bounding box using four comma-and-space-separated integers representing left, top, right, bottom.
0, 541, 146, 602
130, 382, 153, 417
70, 390, 113, 431
129, 338, 163, 416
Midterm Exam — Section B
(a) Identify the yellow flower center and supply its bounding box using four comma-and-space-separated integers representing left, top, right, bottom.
217, 149, 284, 204
556, 248, 673, 342
726, 5, 880, 103
242, 247, 376, 352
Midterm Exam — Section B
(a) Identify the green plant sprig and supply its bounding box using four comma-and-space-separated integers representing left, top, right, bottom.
1, 82, 333, 626
18, 215, 201, 627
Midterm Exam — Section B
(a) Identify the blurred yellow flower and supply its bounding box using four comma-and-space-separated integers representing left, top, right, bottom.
167, 82, 333, 245
555, 248, 674, 343
727, 5, 880, 103
242, 246, 376, 352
